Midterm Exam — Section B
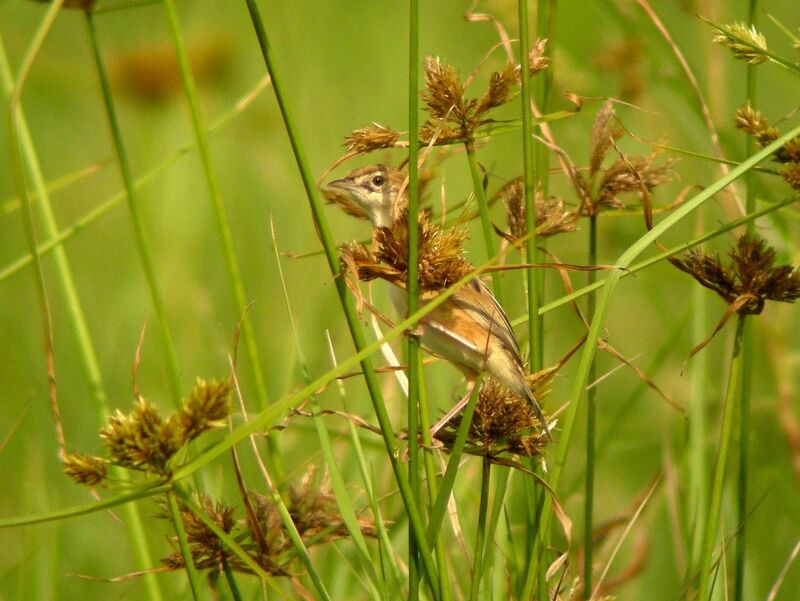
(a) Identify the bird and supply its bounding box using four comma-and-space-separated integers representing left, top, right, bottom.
328, 163, 552, 440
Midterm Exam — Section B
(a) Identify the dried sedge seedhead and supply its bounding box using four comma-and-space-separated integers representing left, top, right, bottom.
733, 103, 800, 190
497, 177, 577, 240
62, 452, 107, 486
594, 153, 675, 211
339, 240, 404, 285
677, 233, 800, 314
374, 209, 474, 290
782, 139, 800, 165
734, 103, 780, 147
162, 471, 377, 577
589, 101, 624, 178
473, 63, 519, 117
290, 470, 376, 540
712, 22, 769, 64
250, 469, 376, 553
94, 380, 230, 475
343, 123, 401, 154
99, 398, 182, 473
582, 101, 675, 215
730, 235, 800, 304
436, 378, 549, 458
110, 39, 232, 104
422, 57, 467, 125
782, 162, 800, 190
527, 38, 550, 76
420, 48, 547, 144
178, 378, 231, 444
162, 493, 239, 572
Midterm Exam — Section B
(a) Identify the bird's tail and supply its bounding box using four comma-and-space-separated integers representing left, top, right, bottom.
523, 385, 553, 441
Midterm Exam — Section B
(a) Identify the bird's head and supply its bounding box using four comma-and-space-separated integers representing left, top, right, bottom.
327, 164, 406, 228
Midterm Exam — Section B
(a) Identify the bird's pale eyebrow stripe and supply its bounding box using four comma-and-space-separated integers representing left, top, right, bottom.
378, 164, 392, 204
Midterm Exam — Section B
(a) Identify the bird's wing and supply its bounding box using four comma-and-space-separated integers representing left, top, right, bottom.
449, 278, 523, 364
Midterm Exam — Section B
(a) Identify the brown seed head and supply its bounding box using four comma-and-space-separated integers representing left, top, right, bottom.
734, 103, 780, 147
343, 123, 401, 154
436, 378, 550, 458
99, 398, 182, 473
781, 162, 800, 191
527, 38, 550, 76
374, 209, 473, 290
497, 177, 577, 240
676, 233, 800, 314
62, 452, 107, 486
177, 378, 231, 445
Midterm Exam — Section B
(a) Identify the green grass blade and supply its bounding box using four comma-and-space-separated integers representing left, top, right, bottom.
0, 76, 272, 286
160, 1, 273, 453
522, 123, 800, 596
166, 488, 203, 600
241, 2, 440, 595
698, 315, 747, 600
84, 9, 183, 406
271, 221, 382, 598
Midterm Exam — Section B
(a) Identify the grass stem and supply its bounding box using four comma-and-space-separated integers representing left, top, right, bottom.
468, 458, 491, 601
734, 5, 759, 598
242, 2, 440, 595
583, 214, 598, 597
407, 1, 423, 596
698, 314, 747, 600
465, 140, 503, 301
84, 9, 183, 406
166, 489, 202, 600
160, 0, 276, 462
522, 124, 800, 594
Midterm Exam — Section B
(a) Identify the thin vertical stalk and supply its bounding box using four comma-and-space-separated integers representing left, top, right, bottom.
583, 214, 598, 597
407, 1, 423, 597
166, 489, 202, 601
7, 0, 64, 454
468, 458, 491, 601
0, 36, 108, 419
698, 315, 747, 600
480, 466, 512, 582
519, 0, 541, 369
531, 0, 555, 371
417, 371, 454, 601
465, 141, 503, 301
241, 2, 440, 596
688, 236, 710, 582
272, 222, 382, 597
222, 556, 243, 601
1, 29, 165, 600
735, 4, 758, 598
528, 2, 554, 595
520, 126, 800, 597
159, 0, 276, 461
426, 379, 484, 546
735, 320, 752, 599
84, 9, 183, 406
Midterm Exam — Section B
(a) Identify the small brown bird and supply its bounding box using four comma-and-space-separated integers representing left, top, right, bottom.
328, 164, 551, 439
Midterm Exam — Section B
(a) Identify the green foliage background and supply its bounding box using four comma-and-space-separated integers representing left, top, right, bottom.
1, 1, 799, 599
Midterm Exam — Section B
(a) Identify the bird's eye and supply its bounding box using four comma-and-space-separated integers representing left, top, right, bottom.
371, 175, 385, 187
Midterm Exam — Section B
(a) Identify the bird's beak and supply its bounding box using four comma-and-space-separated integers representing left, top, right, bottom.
327, 178, 353, 192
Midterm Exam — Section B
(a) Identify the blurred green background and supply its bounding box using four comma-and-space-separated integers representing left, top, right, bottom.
1, 0, 799, 599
